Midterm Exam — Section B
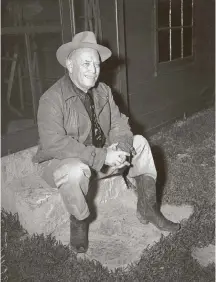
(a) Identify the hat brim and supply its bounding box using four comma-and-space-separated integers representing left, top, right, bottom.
56, 42, 112, 67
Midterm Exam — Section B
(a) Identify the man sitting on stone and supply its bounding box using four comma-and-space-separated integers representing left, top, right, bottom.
33, 31, 180, 253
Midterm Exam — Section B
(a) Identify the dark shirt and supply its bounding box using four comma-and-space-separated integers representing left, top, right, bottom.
70, 80, 106, 148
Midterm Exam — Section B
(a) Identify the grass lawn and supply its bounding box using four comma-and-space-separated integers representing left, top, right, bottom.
1, 107, 215, 282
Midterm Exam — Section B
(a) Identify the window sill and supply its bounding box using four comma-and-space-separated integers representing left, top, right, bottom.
154, 56, 195, 76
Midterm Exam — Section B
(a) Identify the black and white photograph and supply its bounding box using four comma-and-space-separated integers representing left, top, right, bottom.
1, 0, 215, 281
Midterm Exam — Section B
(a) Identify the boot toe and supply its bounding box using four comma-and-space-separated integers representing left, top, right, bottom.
77, 246, 88, 253
142, 210, 181, 232
70, 243, 88, 253
70, 236, 88, 253
172, 222, 181, 232
74, 244, 88, 253
158, 221, 181, 232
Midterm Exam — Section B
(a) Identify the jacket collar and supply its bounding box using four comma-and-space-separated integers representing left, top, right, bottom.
60, 74, 108, 106
61, 74, 82, 100
60, 74, 108, 118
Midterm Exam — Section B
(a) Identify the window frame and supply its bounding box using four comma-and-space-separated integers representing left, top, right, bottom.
153, 0, 195, 76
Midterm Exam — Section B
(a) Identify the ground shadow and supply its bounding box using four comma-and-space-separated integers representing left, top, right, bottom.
86, 172, 100, 223
151, 145, 168, 207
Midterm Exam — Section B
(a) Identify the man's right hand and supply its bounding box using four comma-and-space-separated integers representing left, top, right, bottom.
104, 143, 130, 168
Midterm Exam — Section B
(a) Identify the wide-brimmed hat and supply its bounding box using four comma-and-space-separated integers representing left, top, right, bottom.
56, 31, 112, 67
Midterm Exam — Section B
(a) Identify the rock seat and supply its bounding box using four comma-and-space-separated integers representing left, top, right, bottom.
1, 146, 129, 238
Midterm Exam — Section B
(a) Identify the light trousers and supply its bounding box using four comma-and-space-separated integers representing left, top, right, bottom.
41, 135, 157, 220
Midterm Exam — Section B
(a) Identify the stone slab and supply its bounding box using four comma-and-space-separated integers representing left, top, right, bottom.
1, 146, 39, 183
2, 171, 128, 236
192, 244, 215, 267
1, 146, 130, 236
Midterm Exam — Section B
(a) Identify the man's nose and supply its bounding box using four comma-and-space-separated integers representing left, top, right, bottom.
88, 63, 96, 73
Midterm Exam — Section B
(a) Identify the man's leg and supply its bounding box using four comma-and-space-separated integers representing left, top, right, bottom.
127, 135, 180, 232
41, 158, 91, 253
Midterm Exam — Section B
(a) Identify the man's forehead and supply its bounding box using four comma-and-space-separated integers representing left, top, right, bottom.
76, 48, 100, 61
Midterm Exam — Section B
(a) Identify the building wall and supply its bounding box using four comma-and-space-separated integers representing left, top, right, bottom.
124, 0, 215, 136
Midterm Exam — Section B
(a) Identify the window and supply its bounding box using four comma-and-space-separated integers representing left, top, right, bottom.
156, 0, 194, 63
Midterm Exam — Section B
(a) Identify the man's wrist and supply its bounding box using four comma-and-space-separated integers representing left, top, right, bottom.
117, 142, 131, 154
92, 147, 107, 171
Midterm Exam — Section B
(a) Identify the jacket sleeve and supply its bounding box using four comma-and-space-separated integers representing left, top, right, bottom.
37, 94, 106, 171
107, 86, 134, 150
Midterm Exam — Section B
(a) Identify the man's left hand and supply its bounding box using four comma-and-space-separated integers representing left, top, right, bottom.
114, 142, 136, 169
117, 142, 136, 156
106, 143, 130, 169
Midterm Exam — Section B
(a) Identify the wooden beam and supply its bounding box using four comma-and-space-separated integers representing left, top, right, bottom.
115, 0, 129, 115
1, 25, 61, 35
58, 0, 75, 43
25, 33, 38, 123
17, 63, 24, 111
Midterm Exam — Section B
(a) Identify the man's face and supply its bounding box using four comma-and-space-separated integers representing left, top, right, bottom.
67, 48, 100, 92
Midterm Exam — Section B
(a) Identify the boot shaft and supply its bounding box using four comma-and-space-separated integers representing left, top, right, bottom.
135, 175, 157, 206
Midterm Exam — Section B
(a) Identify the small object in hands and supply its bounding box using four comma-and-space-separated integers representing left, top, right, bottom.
119, 154, 126, 162
126, 154, 132, 164
131, 147, 136, 156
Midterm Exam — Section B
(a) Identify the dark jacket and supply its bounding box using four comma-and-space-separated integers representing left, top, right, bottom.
33, 75, 133, 171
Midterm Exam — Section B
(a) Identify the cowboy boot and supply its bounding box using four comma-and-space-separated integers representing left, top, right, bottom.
70, 214, 89, 253
135, 175, 181, 232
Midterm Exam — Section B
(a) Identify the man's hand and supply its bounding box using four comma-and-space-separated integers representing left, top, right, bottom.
105, 143, 130, 168
117, 142, 136, 157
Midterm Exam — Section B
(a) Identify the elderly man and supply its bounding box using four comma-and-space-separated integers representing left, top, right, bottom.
34, 31, 180, 253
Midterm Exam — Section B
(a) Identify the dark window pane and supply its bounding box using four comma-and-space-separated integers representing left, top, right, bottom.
171, 0, 181, 27
183, 27, 192, 57
158, 0, 170, 28
171, 28, 181, 60
158, 29, 170, 62
183, 0, 192, 26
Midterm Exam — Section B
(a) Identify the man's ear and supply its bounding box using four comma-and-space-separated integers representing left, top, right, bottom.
66, 58, 73, 73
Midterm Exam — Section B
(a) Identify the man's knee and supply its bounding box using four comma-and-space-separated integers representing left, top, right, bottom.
133, 135, 149, 151
53, 158, 91, 187
68, 161, 91, 182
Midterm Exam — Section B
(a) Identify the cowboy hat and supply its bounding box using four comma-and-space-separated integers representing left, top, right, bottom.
56, 31, 112, 67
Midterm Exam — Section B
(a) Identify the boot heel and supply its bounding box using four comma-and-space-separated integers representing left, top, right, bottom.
136, 211, 149, 225
140, 219, 149, 225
